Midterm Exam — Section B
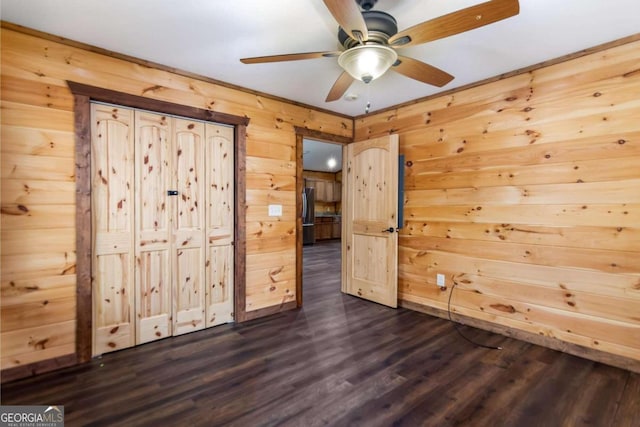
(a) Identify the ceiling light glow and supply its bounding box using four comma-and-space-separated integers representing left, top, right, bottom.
338, 44, 398, 84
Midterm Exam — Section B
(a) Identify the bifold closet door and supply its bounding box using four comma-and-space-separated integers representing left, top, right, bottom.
205, 123, 234, 327
135, 112, 173, 344
172, 119, 207, 335
135, 113, 208, 340
91, 104, 136, 355
92, 106, 234, 354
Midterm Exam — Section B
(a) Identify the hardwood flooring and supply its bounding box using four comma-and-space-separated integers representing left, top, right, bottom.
2, 239, 639, 426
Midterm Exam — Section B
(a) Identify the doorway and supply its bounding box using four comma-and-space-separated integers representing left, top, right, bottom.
294, 129, 351, 308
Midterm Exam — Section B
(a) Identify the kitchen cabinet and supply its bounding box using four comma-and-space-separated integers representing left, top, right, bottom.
315, 217, 332, 240
316, 180, 327, 201
306, 179, 341, 202
315, 216, 341, 240
332, 217, 341, 239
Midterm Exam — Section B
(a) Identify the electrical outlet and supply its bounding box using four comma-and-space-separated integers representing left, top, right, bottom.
436, 273, 446, 288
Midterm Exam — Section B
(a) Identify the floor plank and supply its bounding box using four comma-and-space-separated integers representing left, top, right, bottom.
1, 240, 636, 426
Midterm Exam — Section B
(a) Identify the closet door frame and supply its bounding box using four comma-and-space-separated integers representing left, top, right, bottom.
69, 81, 249, 364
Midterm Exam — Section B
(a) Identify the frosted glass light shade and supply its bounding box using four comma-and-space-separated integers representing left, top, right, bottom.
338, 45, 398, 84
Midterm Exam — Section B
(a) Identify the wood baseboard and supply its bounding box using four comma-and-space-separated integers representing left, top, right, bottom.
242, 301, 298, 322
400, 299, 640, 374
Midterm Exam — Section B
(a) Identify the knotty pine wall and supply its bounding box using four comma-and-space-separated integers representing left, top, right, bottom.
356, 39, 640, 364
0, 26, 351, 372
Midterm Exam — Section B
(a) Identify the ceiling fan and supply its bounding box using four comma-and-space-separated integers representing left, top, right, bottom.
241, 0, 520, 103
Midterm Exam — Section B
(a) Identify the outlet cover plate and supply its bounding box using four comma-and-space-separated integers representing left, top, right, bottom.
436, 273, 445, 287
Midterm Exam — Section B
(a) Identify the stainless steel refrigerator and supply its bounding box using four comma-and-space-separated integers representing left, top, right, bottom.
302, 187, 315, 245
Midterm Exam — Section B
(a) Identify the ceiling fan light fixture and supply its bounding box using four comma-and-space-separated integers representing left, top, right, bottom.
338, 44, 398, 84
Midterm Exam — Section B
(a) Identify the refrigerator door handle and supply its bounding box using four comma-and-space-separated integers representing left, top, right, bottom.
302, 190, 307, 221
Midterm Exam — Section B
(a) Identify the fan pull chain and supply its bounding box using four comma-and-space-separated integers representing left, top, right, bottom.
365, 82, 371, 114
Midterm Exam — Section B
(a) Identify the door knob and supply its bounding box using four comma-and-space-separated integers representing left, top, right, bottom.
382, 227, 396, 233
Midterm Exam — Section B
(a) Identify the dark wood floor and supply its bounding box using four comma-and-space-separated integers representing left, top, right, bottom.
2, 239, 639, 426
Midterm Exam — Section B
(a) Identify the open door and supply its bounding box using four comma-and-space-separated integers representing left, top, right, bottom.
342, 134, 399, 308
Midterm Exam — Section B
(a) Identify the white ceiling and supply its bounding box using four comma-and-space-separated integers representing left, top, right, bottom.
303, 139, 343, 173
2, 0, 639, 117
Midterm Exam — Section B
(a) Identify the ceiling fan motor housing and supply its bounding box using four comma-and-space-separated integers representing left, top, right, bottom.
338, 10, 398, 49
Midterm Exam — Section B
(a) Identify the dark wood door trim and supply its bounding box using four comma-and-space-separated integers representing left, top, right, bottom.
294, 127, 353, 308
68, 81, 249, 364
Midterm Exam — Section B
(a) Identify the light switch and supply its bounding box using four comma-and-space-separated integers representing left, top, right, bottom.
268, 204, 283, 217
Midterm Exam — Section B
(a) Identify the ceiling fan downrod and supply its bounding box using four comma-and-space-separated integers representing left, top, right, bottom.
356, 0, 378, 11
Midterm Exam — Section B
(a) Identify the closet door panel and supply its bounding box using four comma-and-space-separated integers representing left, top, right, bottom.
207, 245, 234, 326
206, 124, 234, 244
174, 247, 204, 333
91, 104, 135, 355
137, 250, 171, 344
135, 111, 173, 344
94, 254, 133, 353
172, 119, 206, 335
205, 123, 235, 326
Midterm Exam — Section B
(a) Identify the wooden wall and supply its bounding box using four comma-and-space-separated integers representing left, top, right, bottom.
356, 39, 640, 364
0, 26, 352, 374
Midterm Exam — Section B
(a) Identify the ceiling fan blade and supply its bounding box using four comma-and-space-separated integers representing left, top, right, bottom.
393, 56, 454, 87
389, 0, 519, 47
240, 51, 340, 64
323, 0, 368, 42
326, 71, 354, 102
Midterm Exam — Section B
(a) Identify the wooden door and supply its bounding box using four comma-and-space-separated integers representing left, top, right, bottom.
91, 104, 136, 355
342, 135, 399, 308
204, 123, 235, 327
93, 105, 235, 352
172, 118, 207, 335
134, 111, 173, 344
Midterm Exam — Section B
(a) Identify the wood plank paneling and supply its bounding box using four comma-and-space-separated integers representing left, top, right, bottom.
405, 204, 639, 227
1, 126, 75, 157
1, 275, 76, 307
1, 153, 75, 181
2, 252, 76, 281
399, 248, 640, 300
404, 221, 640, 252
1, 75, 75, 110
1, 25, 352, 377
1, 297, 76, 331
405, 156, 640, 190
1, 321, 76, 370
2, 228, 75, 255
246, 173, 296, 191
2, 179, 76, 206
1, 101, 74, 132
358, 38, 640, 364
403, 235, 639, 273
